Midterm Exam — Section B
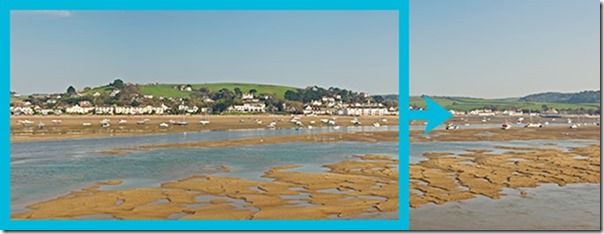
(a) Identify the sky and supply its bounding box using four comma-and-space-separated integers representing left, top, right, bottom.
11, 11, 398, 95
410, 0, 600, 98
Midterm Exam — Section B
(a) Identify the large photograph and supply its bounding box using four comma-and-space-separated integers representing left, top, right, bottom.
10, 11, 400, 220
409, 0, 600, 230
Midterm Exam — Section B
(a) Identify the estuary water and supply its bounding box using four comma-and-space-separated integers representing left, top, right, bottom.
11, 126, 399, 213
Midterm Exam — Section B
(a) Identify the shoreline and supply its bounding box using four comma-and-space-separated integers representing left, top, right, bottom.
11, 115, 399, 143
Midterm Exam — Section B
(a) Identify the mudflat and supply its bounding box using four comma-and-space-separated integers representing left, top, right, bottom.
99, 130, 399, 155
411, 126, 600, 142
12, 155, 398, 220
410, 126, 600, 208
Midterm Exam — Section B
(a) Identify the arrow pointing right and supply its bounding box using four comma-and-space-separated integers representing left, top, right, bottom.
407, 96, 453, 134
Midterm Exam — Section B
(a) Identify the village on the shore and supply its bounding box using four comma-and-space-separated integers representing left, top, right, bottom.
10, 79, 399, 117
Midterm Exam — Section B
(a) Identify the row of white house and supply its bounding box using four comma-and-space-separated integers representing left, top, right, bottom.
228, 93, 267, 113
339, 107, 398, 116
228, 102, 267, 113
65, 104, 171, 115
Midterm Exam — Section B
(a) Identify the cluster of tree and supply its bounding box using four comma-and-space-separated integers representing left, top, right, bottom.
16, 80, 400, 114
283, 86, 390, 105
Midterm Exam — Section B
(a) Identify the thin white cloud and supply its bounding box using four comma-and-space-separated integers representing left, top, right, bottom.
12, 10, 72, 18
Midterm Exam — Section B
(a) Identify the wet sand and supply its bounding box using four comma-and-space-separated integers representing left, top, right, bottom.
411, 183, 600, 230
409, 125, 600, 229
11, 115, 399, 143
410, 144, 599, 208
12, 155, 398, 220
99, 130, 399, 155
411, 126, 600, 142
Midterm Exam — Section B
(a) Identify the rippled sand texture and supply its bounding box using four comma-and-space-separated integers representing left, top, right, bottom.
12, 155, 398, 220
410, 144, 600, 208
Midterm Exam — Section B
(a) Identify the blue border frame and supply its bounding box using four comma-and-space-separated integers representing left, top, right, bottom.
1, 0, 409, 230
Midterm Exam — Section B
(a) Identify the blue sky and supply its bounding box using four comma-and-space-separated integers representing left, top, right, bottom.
411, 0, 599, 98
11, 11, 398, 95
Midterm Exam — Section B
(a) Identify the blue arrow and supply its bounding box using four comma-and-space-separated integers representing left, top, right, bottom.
407, 96, 453, 134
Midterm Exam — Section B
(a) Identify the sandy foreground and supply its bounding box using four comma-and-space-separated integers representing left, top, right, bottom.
13, 155, 399, 220
11, 114, 399, 143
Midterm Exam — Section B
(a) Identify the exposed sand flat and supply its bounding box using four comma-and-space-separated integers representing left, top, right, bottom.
411, 126, 600, 142
12, 155, 398, 220
98, 131, 399, 155
11, 115, 399, 143
410, 144, 600, 208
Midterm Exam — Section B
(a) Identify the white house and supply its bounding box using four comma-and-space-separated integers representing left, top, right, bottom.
65, 105, 94, 114
229, 103, 266, 113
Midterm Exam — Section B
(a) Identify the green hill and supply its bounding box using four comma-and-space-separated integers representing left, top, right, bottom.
138, 83, 299, 99
519, 90, 600, 103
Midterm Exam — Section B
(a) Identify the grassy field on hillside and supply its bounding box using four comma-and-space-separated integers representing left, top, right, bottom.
411, 96, 600, 111
138, 83, 299, 99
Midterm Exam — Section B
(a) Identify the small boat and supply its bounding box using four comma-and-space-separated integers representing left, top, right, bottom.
569, 124, 578, 129
51, 119, 62, 124
351, 118, 361, 126
501, 123, 512, 130
333, 126, 341, 130
136, 120, 146, 125
82, 122, 92, 126
309, 120, 316, 125
118, 119, 128, 124
524, 123, 543, 128
445, 123, 458, 130
307, 125, 313, 129
37, 122, 45, 129
101, 122, 110, 128
267, 122, 277, 129
328, 120, 337, 126
373, 122, 381, 127
159, 122, 169, 128
175, 121, 188, 126
19, 120, 33, 126
464, 123, 470, 126
168, 119, 176, 124
199, 120, 210, 125
381, 118, 388, 123
100, 119, 110, 124
320, 119, 329, 124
